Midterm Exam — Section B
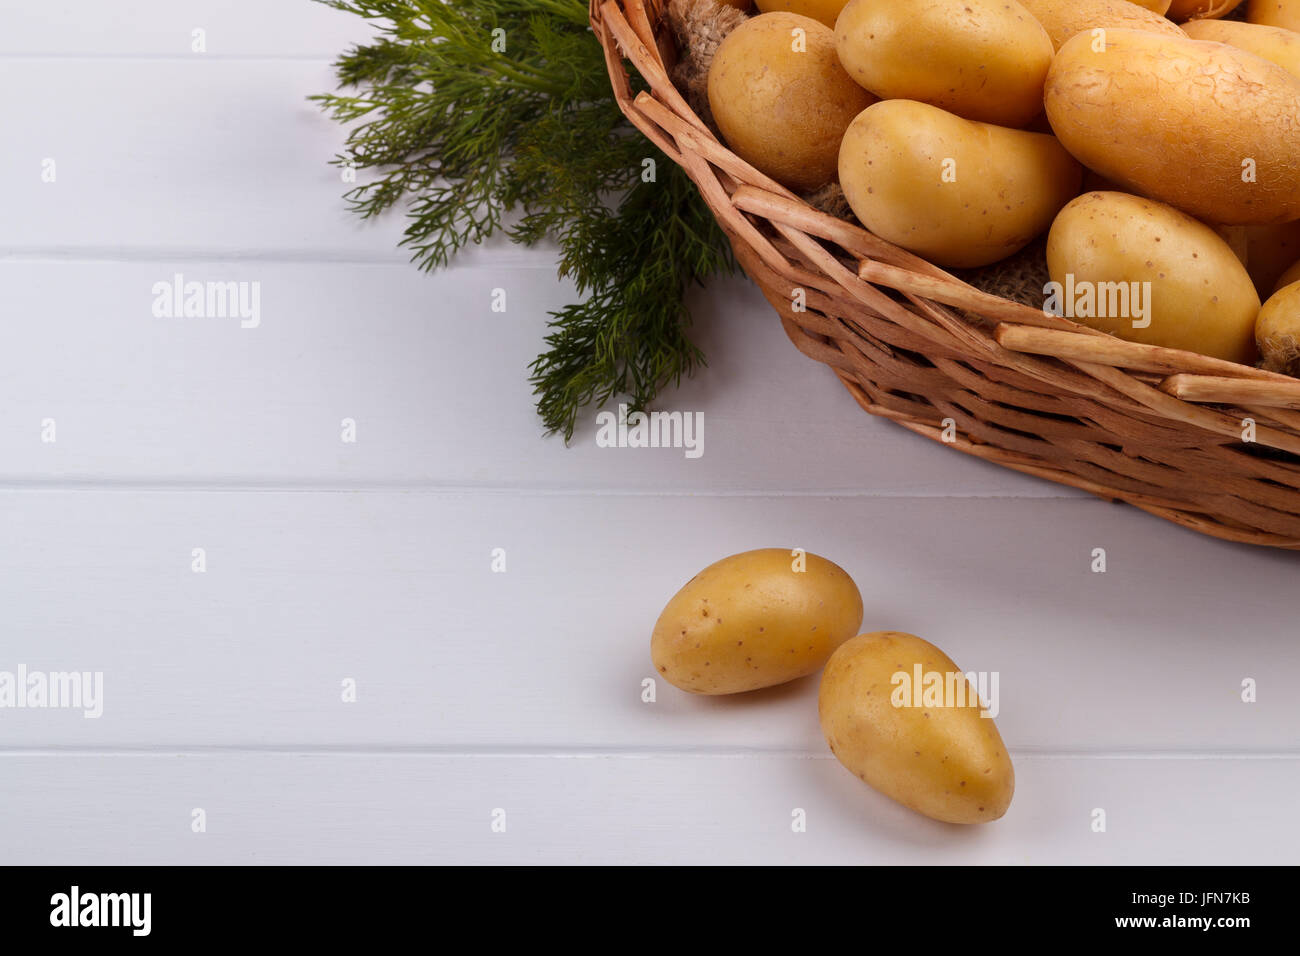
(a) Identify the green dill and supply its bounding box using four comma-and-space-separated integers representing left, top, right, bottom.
312, 0, 735, 440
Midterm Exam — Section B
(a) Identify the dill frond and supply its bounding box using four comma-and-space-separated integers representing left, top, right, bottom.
313, 0, 736, 439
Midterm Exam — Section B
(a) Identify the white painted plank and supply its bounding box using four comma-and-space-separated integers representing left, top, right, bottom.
1, 59, 425, 259
0, 753, 1293, 864
1, 491, 1294, 750
0, 1, 375, 58
0, 262, 1072, 494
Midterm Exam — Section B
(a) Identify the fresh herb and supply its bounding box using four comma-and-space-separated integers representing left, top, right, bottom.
313, 0, 735, 440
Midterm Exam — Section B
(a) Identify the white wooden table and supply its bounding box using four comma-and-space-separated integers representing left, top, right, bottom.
1, 1, 1296, 865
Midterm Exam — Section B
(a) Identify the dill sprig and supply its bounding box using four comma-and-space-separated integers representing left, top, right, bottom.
312, 0, 735, 439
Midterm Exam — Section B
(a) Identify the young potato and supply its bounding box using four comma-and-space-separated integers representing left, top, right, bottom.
834, 0, 1053, 128
1047, 192, 1261, 364
1017, 0, 1183, 50
1045, 29, 1300, 225
819, 632, 1015, 825
1248, 0, 1300, 31
1256, 280, 1300, 374
707, 13, 875, 193
1130, 0, 1173, 11
1167, 0, 1245, 19
754, 0, 848, 27
1277, 259, 1300, 294
651, 549, 863, 695
838, 100, 1081, 268
1183, 18, 1300, 79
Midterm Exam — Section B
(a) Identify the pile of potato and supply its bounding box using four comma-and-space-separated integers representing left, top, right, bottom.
651, 549, 1015, 824
705, 0, 1300, 373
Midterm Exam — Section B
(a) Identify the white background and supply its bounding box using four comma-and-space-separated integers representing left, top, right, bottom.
1, 0, 1297, 864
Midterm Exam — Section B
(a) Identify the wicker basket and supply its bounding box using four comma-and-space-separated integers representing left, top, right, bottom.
591, 0, 1300, 549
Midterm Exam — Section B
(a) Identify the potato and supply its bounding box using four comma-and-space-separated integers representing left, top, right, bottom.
1045, 29, 1300, 225
819, 632, 1014, 824
1167, 0, 1245, 19
1183, 18, 1300, 79
1130, 0, 1173, 11
834, 0, 1052, 128
1256, 280, 1300, 374
1240, 221, 1300, 295
754, 0, 847, 27
651, 548, 863, 695
838, 100, 1081, 268
1277, 259, 1300, 293
1047, 192, 1261, 364
1017, 0, 1183, 50
707, 13, 875, 193
1248, 0, 1300, 31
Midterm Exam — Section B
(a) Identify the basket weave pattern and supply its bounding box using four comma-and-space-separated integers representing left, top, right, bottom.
592, 0, 1300, 548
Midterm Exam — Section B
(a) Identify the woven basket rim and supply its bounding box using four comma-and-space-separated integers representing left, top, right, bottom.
590, 0, 1300, 548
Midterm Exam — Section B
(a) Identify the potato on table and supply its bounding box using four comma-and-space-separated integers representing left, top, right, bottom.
819, 632, 1015, 824
651, 548, 863, 695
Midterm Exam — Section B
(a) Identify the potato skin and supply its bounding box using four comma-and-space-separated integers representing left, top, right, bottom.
818, 632, 1014, 824
1183, 19, 1300, 79
1256, 280, 1300, 374
1047, 192, 1261, 363
1277, 259, 1300, 294
1018, 0, 1183, 50
754, 0, 847, 27
1167, 0, 1245, 19
707, 13, 875, 193
651, 549, 863, 695
834, 0, 1053, 128
1248, 0, 1300, 31
838, 100, 1081, 268
1045, 29, 1300, 225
